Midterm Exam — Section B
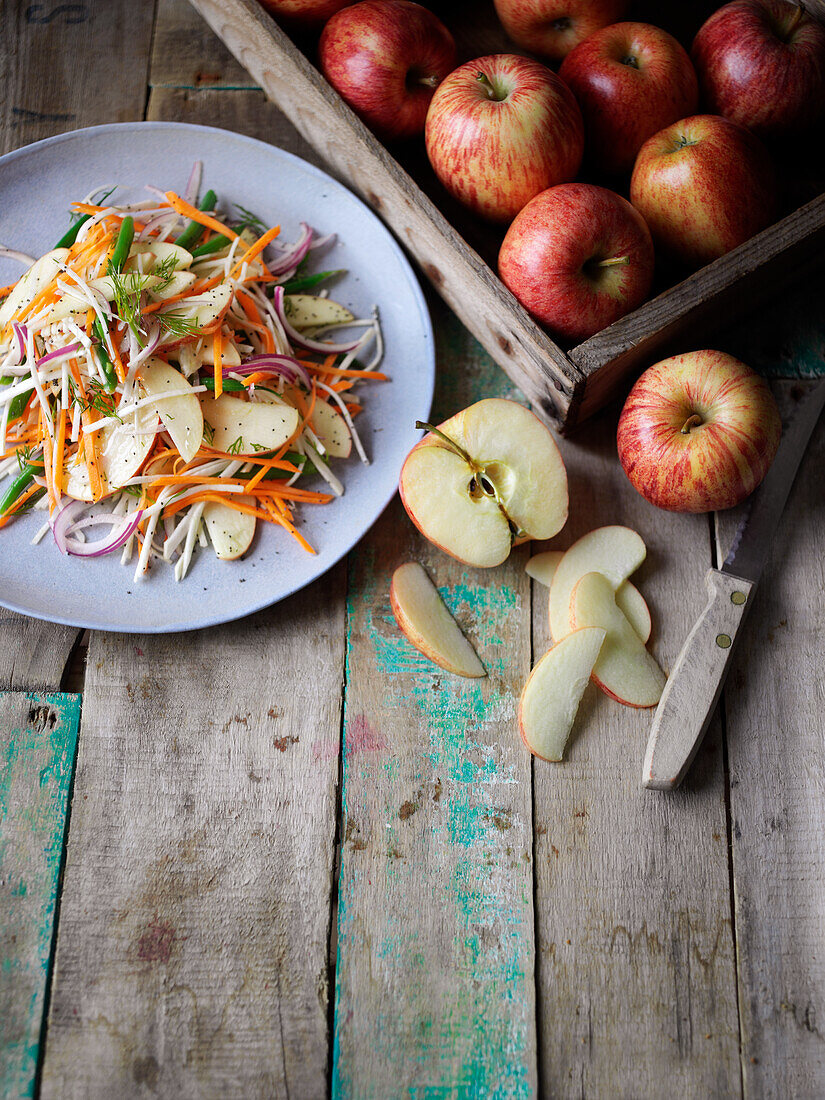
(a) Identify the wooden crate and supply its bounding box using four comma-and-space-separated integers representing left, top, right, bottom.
188, 0, 825, 432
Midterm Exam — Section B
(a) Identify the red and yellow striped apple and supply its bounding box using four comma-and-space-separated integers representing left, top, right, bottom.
258, 0, 354, 28
617, 350, 782, 513
493, 0, 629, 62
559, 22, 698, 176
629, 114, 776, 268
424, 54, 584, 223
498, 183, 654, 343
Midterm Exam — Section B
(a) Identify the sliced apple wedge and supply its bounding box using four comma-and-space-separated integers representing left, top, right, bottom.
548, 526, 646, 643
399, 398, 568, 568
518, 627, 606, 762
310, 398, 352, 458
64, 405, 159, 502
284, 294, 354, 329
157, 284, 233, 347
0, 248, 68, 328
390, 562, 486, 678
529, 548, 651, 643
140, 357, 204, 463
200, 392, 300, 454
203, 498, 256, 560
126, 240, 193, 272
147, 270, 197, 301
571, 572, 666, 708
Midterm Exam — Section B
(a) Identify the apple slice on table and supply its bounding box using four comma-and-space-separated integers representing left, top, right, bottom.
399, 398, 568, 568
203, 498, 256, 561
140, 356, 204, 463
391, 562, 486, 678
571, 571, 665, 708
519, 627, 606, 762
548, 525, 645, 642
528, 548, 651, 642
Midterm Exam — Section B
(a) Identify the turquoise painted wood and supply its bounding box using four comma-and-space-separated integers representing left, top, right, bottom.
332, 307, 538, 1097
0, 692, 81, 1100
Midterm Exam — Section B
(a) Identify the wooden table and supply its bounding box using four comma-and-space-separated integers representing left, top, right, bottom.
1, 3, 823, 1097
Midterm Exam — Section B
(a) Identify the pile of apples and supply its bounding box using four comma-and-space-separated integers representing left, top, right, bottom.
261, 0, 825, 344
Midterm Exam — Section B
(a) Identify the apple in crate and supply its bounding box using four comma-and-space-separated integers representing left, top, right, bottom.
630, 114, 775, 267
559, 22, 698, 176
617, 350, 782, 513
399, 398, 568, 568
424, 54, 584, 223
319, 0, 456, 141
493, 0, 628, 62
258, 0, 354, 29
498, 183, 654, 343
692, 0, 825, 138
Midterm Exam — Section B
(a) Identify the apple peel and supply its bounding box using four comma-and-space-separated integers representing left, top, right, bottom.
518, 627, 606, 762
390, 562, 486, 679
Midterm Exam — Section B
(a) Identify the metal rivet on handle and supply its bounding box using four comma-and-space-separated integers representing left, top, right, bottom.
716, 633, 732, 649
731, 591, 747, 605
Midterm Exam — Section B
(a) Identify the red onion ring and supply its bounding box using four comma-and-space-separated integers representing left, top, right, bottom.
37, 342, 81, 367
12, 322, 27, 361
52, 499, 144, 557
268, 223, 314, 276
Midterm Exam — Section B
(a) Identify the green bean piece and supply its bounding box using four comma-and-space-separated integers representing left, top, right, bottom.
1, 375, 32, 422
93, 318, 118, 393
107, 216, 135, 275
174, 190, 218, 252
0, 462, 43, 515
55, 213, 91, 250
190, 233, 231, 260
281, 270, 344, 294
201, 376, 247, 392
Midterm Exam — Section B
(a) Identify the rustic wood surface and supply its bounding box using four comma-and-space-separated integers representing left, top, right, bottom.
0, 2, 824, 1098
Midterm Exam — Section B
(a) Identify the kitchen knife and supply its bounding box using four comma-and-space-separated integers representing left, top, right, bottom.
642, 378, 825, 791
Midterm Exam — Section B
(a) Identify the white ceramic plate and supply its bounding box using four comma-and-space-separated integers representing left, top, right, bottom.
0, 122, 434, 632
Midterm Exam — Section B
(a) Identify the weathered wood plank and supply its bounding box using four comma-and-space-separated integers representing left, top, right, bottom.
0, 0, 156, 155
333, 310, 538, 1098
0, 616, 79, 694
0, 692, 81, 1100
715, 291, 825, 1099
531, 410, 742, 1096
152, 0, 258, 88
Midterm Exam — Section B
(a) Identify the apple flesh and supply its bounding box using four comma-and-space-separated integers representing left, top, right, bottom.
692, 0, 825, 138
140, 356, 204, 463
571, 571, 666, 708
617, 350, 782, 513
493, 0, 629, 62
548, 524, 646, 643
424, 53, 584, 223
203, 498, 256, 560
498, 183, 654, 343
527, 549, 651, 642
319, 1, 456, 141
391, 562, 486, 678
399, 398, 568, 568
559, 22, 699, 176
630, 114, 776, 268
518, 627, 606, 761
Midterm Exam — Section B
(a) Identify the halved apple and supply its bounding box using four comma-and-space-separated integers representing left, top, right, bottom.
570, 571, 666, 708
203, 498, 256, 560
64, 404, 159, 501
390, 562, 486, 678
399, 398, 568, 568
528, 548, 651, 643
140, 356, 204, 463
518, 627, 606, 762
200, 392, 299, 454
548, 526, 646, 642
284, 294, 354, 329
0, 248, 68, 328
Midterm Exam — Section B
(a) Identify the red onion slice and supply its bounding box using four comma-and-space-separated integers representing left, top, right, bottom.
208, 353, 312, 390
37, 342, 81, 367
53, 501, 144, 558
268, 223, 314, 276
273, 287, 360, 354
12, 323, 28, 361
183, 161, 202, 206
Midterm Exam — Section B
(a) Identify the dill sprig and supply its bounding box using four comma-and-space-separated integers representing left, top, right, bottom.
156, 312, 201, 340
227, 435, 245, 455
109, 269, 148, 342
151, 252, 180, 291
233, 204, 267, 234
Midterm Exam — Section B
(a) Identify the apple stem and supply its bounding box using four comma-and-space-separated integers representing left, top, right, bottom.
595, 256, 630, 268
416, 74, 440, 89
680, 413, 703, 434
785, 3, 805, 37
415, 421, 476, 466
475, 72, 501, 101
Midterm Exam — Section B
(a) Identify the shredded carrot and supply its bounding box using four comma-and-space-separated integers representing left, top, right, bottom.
229, 225, 280, 279
235, 289, 275, 353
108, 325, 127, 383
53, 408, 67, 495
240, 371, 272, 389
213, 329, 224, 398
85, 308, 95, 339
165, 192, 239, 241
80, 411, 104, 501
0, 484, 42, 528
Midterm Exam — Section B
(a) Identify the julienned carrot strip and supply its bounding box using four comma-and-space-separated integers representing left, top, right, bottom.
213, 329, 223, 398
0, 484, 42, 529
236, 290, 275, 353
241, 371, 272, 389
80, 411, 104, 501
108, 325, 127, 383
85, 308, 95, 339
346, 403, 363, 417
0, 283, 16, 297
308, 364, 388, 381
140, 271, 226, 314
148, 470, 298, 490
229, 224, 281, 278
165, 192, 239, 241
40, 411, 57, 512
53, 409, 66, 495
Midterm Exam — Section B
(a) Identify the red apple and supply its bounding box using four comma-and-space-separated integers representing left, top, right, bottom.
498, 183, 654, 343
493, 0, 629, 62
630, 114, 776, 268
424, 54, 584, 223
617, 350, 782, 513
559, 22, 698, 176
319, 1, 456, 141
692, 0, 825, 138
258, 0, 354, 29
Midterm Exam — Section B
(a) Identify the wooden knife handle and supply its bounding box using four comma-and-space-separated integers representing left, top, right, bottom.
642, 568, 754, 791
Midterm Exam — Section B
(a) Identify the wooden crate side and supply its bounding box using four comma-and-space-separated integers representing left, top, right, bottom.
332, 307, 538, 1098
187, 0, 584, 429
0, 692, 81, 1100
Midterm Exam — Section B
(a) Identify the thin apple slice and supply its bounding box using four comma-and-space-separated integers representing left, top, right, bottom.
390, 562, 486, 678
200, 392, 300, 454
157, 284, 233, 347
64, 405, 159, 502
284, 294, 354, 329
146, 270, 197, 301
529, 548, 651, 643
571, 571, 665, 708
126, 241, 193, 272
549, 525, 646, 642
310, 398, 352, 458
0, 249, 68, 328
200, 337, 241, 367
518, 627, 606, 762
203, 498, 256, 560
139, 357, 204, 463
